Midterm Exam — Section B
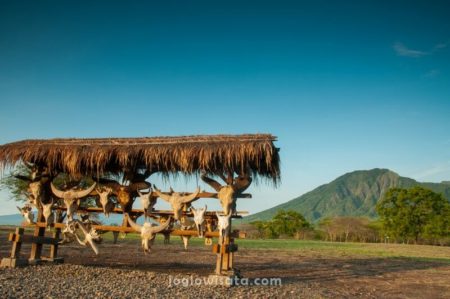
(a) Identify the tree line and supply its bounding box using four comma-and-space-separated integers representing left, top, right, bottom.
246, 186, 450, 246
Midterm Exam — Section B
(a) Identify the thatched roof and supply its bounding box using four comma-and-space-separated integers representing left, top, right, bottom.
0, 134, 280, 183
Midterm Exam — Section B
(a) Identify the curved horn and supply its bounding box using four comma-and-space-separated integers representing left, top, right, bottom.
126, 214, 142, 233
203, 205, 207, 212
234, 175, 252, 192
180, 187, 201, 204
73, 183, 97, 199
201, 174, 222, 192
51, 182, 66, 199
150, 217, 172, 234
153, 187, 172, 202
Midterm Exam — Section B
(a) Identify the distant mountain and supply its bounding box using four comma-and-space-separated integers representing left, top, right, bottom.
244, 168, 450, 223
0, 213, 23, 225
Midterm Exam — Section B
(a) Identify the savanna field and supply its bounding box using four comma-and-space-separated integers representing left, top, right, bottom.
1, 228, 449, 298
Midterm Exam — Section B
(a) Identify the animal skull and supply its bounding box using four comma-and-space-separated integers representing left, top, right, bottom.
137, 189, 157, 219
51, 183, 97, 221
41, 199, 54, 226
201, 172, 252, 215
216, 212, 232, 238
153, 187, 201, 220
60, 220, 100, 254
191, 205, 207, 238
96, 187, 115, 217
179, 216, 195, 250
92, 177, 150, 213
28, 181, 42, 207
127, 214, 172, 253
17, 205, 34, 224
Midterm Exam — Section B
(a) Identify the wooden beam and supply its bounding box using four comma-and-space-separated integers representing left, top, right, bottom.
52, 206, 248, 217
29, 222, 244, 238
9, 234, 59, 245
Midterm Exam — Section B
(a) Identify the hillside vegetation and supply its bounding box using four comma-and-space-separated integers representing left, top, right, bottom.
245, 169, 450, 222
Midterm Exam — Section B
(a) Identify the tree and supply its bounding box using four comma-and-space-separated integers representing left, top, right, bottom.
250, 220, 278, 239
376, 186, 450, 244
271, 210, 311, 238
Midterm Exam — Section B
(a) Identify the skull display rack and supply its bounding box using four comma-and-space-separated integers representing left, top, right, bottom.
0, 134, 280, 278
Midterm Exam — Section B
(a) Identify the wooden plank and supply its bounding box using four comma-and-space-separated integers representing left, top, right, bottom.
52, 206, 248, 217
50, 228, 61, 258
29, 211, 46, 260
29, 222, 245, 238
10, 228, 24, 258
12, 234, 59, 245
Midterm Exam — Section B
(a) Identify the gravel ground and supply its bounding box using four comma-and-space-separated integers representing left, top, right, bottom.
1, 231, 449, 298
0, 264, 321, 299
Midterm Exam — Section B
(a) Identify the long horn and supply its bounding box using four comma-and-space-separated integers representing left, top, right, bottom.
126, 214, 142, 233
73, 183, 97, 199
51, 182, 66, 199
200, 174, 222, 192
153, 187, 172, 202
150, 217, 172, 234
131, 181, 151, 192
180, 187, 201, 204
233, 175, 252, 192
203, 205, 207, 212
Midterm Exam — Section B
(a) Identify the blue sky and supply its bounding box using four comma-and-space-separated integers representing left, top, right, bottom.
0, 1, 449, 215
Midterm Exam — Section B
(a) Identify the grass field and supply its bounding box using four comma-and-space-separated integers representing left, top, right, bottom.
99, 231, 450, 262
2, 226, 449, 263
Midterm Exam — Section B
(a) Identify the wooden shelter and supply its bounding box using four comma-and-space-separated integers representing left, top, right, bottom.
0, 134, 280, 278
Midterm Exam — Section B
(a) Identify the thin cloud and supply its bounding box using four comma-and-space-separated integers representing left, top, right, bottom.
423, 69, 440, 78
393, 42, 427, 57
393, 41, 448, 58
413, 161, 450, 181
433, 42, 448, 51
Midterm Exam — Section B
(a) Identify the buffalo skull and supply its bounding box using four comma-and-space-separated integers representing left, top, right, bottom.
51, 183, 97, 221
153, 186, 201, 220
127, 214, 172, 253
201, 172, 252, 215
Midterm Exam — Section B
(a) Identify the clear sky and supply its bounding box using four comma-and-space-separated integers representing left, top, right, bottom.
1, 1, 449, 215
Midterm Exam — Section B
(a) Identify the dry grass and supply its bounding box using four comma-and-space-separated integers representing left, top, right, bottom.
0, 134, 280, 182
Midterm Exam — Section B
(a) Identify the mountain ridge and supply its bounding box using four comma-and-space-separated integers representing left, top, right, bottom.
244, 168, 450, 223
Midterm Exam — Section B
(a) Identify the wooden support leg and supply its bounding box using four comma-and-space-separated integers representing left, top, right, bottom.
214, 237, 237, 275
29, 212, 45, 264
47, 228, 64, 264
0, 228, 29, 268
112, 231, 119, 244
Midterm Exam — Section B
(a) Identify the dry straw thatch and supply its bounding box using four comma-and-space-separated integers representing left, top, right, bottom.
0, 134, 280, 184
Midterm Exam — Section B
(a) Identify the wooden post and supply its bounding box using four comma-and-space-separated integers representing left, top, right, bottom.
112, 231, 119, 244
29, 210, 46, 264
10, 227, 24, 258
0, 227, 29, 268
48, 226, 64, 263
213, 219, 238, 277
